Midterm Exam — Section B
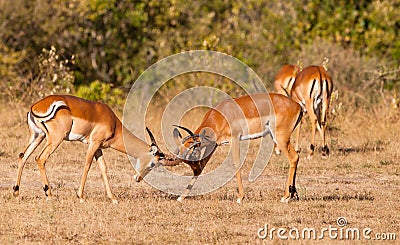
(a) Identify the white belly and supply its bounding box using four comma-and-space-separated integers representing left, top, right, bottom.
66, 132, 87, 143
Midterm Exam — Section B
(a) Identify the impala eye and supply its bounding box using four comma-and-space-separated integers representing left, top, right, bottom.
157, 152, 165, 160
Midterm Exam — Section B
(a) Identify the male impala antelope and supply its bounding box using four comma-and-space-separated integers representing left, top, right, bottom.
290, 65, 333, 159
13, 95, 166, 203
274, 63, 302, 97
170, 93, 303, 203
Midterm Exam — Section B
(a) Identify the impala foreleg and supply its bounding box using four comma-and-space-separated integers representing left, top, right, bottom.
177, 175, 199, 202
95, 149, 118, 204
77, 142, 101, 203
231, 137, 244, 204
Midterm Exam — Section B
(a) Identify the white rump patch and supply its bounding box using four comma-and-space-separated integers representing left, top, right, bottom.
35, 101, 67, 122
27, 112, 44, 135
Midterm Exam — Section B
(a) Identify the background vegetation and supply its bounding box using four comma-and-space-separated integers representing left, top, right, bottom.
1, 1, 399, 243
0, 0, 399, 110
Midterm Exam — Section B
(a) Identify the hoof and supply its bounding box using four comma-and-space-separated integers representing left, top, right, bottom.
13, 185, 20, 197
307, 144, 315, 159
321, 145, 330, 158
236, 198, 243, 204
133, 174, 142, 182
280, 196, 290, 203
43, 185, 51, 197
79, 198, 85, 204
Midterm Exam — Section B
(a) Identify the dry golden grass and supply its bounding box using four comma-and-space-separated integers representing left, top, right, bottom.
0, 102, 399, 244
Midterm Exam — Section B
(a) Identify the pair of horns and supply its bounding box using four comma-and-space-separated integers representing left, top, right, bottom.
173, 124, 195, 136
174, 125, 213, 142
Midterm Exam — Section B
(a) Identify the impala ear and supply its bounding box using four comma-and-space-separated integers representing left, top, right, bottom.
199, 129, 206, 140
173, 128, 182, 146
199, 127, 216, 143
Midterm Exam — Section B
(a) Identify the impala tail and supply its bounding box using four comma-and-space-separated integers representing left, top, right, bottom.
312, 67, 332, 129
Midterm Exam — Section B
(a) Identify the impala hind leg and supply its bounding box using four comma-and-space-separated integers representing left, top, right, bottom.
303, 100, 318, 159
318, 123, 329, 158
277, 136, 299, 203
307, 117, 317, 160
13, 132, 46, 197
35, 136, 64, 199
95, 149, 118, 204
294, 118, 303, 154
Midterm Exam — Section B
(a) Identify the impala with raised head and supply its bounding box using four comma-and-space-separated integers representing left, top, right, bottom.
274, 63, 302, 97
13, 95, 166, 203
170, 93, 303, 203
290, 64, 333, 159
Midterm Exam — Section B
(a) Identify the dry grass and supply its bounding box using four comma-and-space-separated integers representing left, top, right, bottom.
0, 101, 399, 244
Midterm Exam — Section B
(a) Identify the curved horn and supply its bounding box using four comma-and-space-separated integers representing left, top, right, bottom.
146, 127, 157, 146
173, 124, 194, 136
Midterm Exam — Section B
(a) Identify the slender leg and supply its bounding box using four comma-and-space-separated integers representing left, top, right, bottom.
177, 175, 199, 202
319, 123, 329, 158
13, 133, 46, 197
307, 118, 317, 159
95, 149, 118, 204
77, 142, 101, 203
235, 170, 244, 204
35, 137, 64, 199
294, 118, 303, 153
277, 135, 299, 203
231, 137, 244, 204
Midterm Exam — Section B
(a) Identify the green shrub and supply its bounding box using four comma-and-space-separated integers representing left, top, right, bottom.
76, 80, 125, 108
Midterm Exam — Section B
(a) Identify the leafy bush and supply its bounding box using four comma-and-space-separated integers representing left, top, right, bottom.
0, 41, 27, 101
76, 80, 125, 108
0, 45, 74, 104
36, 46, 75, 96
0, 0, 399, 110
